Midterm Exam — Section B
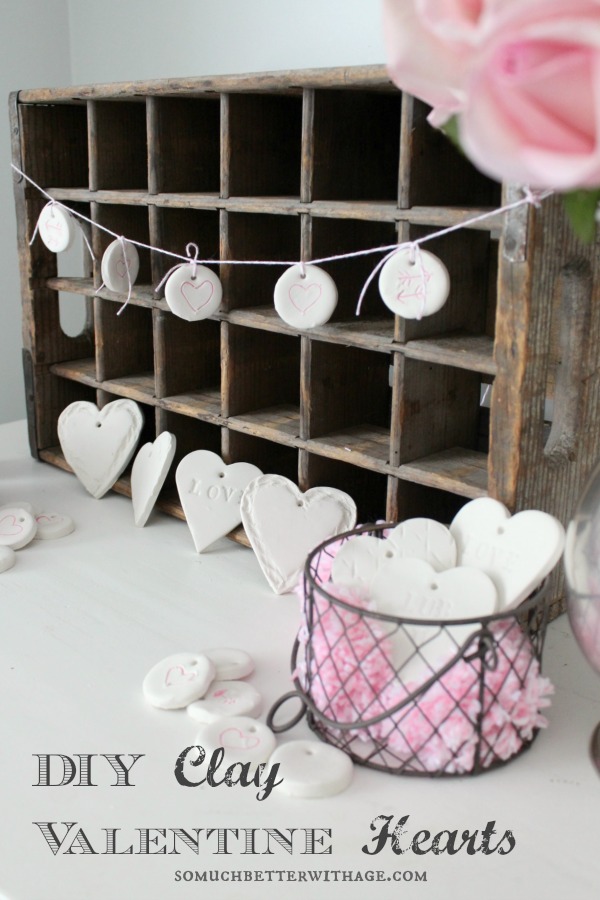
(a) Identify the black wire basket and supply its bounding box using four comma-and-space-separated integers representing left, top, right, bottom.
268, 523, 552, 777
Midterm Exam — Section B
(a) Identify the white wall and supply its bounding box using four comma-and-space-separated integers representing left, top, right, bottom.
1, 0, 72, 425
2, 0, 386, 425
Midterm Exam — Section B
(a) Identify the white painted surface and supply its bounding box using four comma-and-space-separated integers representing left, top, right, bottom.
0, 420, 600, 899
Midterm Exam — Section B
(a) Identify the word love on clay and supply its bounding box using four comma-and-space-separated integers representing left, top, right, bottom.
176, 450, 262, 553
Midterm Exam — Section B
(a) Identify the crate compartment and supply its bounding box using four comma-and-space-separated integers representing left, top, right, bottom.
157, 412, 223, 497
223, 430, 299, 483
226, 93, 302, 197
223, 212, 299, 311
91, 203, 152, 289
309, 216, 398, 323
152, 207, 220, 288
300, 452, 388, 525
149, 97, 220, 194
405, 98, 501, 209
305, 341, 392, 471
157, 312, 221, 418
19, 103, 89, 191
90, 100, 148, 190
224, 324, 300, 443
311, 89, 401, 202
94, 299, 154, 402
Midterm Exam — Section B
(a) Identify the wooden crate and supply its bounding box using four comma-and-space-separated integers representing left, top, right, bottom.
10, 65, 600, 616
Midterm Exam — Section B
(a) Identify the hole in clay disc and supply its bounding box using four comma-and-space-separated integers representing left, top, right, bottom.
385, 550, 393, 558
430, 583, 438, 591
497, 526, 505, 535
219, 472, 225, 478
95, 422, 102, 428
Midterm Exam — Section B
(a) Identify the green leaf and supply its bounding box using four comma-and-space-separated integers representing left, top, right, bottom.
439, 115, 461, 151
562, 190, 600, 243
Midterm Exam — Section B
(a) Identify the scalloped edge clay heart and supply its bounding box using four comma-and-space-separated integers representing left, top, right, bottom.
240, 474, 357, 594
131, 431, 177, 527
58, 399, 144, 499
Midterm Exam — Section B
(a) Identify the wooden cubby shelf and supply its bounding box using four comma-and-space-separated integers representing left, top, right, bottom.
13, 65, 600, 618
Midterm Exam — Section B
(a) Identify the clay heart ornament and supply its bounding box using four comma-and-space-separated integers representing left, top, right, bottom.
273, 264, 337, 329
195, 715, 276, 767
58, 399, 144, 499
331, 518, 457, 586
131, 431, 176, 527
100, 238, 140, 293
450, 497, 566, 610
182, 280, 213, 312
0, 507, 37, 549
33, 512, 75, 540
219, 726, 260, 751
187, 680, 262, 724
240, 474, 357, 594
176, 451, 262, 552
290, 282, 321, 313
143, 652, 215, 709
164, 263, 222, 322
368, 557, 499, 682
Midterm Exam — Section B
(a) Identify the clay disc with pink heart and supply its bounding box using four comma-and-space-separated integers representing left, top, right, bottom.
274, 263, 337, 329
0, 507, 37, 550
164, 263, 222, 322
195, 715, 276, 767
143, 652, 216, 709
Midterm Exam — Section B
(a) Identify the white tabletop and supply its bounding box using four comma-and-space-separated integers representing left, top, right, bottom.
1, 419, 599, 900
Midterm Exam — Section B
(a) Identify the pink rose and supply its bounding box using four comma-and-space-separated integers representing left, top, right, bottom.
460, 2, 600, 189
382, 0, 498, 124
383, 0, 600, 190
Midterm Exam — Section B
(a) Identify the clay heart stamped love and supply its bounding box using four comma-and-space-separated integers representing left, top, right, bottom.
450, 497, 566, 610
58, 399, 144, 499
164, 263, 222, 322
131, 431, 177, 527
368, 557, 499, 682
331, 518, 457, 587
176, 450, 262, 552
240, 474, 357, 594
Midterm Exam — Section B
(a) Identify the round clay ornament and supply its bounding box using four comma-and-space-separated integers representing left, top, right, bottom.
268, 740, 354, 798
37, 204, 75, 253
0, 507, 37, 550
187, 680, 263, 724
0, 501, 36, 516
34, 512, 75, 540
204, 648, 255, 681
0, 546, 16, 573
101, 239, 140, 293
142, 652, 215, 710
164, 263, 222, 321
378, 247, 450, 319
195, 715, 276, 767
274, 264, 337, 329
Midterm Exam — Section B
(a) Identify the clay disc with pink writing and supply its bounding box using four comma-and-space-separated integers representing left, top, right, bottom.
195, 715, 276, 768
378, 247, 450, 319
100, 238, 140, 294
274, 264, 337, 329
143, 652, 216, 709
37, 204, 75, 253
33, 511, 75, 540
164, 263, 222, 322
0, 507, 37, 550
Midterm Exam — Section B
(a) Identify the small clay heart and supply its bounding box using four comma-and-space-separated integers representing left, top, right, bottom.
289, 282, 321, 313
181, 280, 214, 312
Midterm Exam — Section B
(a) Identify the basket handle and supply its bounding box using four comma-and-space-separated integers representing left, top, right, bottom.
266, 691, 307, 733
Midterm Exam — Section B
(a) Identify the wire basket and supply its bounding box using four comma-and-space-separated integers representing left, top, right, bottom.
267, 523, 552, 777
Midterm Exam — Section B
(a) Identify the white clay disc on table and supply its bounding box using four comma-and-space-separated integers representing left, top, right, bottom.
100, 238, 140, 293
274, 264, 337, 329
37, 204, 75, 253
450, 497, 566, 610
58, 399, 144, 499
176, 451, 262, 553
131, 431, 177, 527
195, 716, 276, 768
34, 512, 75, 540
164, 263, 222, 322
143, 652, 216, 710
0, 546, 16, 573
187, 680, 262, 723
204, 648, 255, 681
269, 740, 354, 798
0, 507, 37, 550
378, 247, 450, 319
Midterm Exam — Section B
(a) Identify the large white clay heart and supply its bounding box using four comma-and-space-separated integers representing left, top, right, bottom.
331, 518, 456, 586
450, 498, 566, 610
176, 451, 262, 552
240, 474, 357, 594
58, 400, 144, 499
369, 557, 498, 682
131, 431, 177, 527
